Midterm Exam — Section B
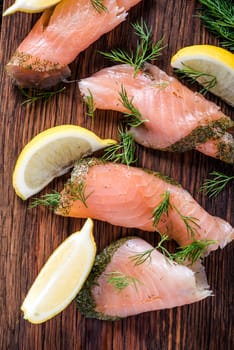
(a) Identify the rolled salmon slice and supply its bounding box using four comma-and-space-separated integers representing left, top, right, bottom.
79, 63, 234, 163
6, 0, 142, 89
76, 237, 212, 320
53, 158, 234, 253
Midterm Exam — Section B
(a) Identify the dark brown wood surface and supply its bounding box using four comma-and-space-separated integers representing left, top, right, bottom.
1, 1, 233, 349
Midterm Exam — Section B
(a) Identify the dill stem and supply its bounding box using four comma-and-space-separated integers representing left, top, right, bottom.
200, 171, 234, 197
29, 191, 61, 209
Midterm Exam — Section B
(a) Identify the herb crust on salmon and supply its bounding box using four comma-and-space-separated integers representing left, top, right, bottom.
6, 0, 142, 88
31, 157, 234, 253
76, 237, 212, 320
79, 63, 234, 163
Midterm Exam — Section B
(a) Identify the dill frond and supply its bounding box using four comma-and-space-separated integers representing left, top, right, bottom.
64, 180, 93, 208
173, 206, 201, 239
83, 89, 95, 118
172, 239, 216, 265
100, 20, 165, 75
174, 64, 217, 95
90, 0, 107, 13
200, 171, 234, 197
29, 191, 61, 209
20, 87, 66, 105
198, 0, 234, 50
102, 126, 136, 166
119, 85, 147, 127
132, 21, 165, 73
129, 248, 155, 266
152, 191, 171, 227
130, 234, 171, 266
130, 236, 215, 266
100, 49, 135, 67
152, 191, 200, 239
106, 271, 141, 291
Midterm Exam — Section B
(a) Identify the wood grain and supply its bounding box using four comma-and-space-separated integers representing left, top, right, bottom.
0, 1, 233, 349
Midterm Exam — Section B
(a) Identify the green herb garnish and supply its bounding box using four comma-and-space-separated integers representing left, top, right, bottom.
90, 0, 107, 13
130, 237, 215, 266
64, 180, 93, 208
30, 180, 92, 209
200, 171, 234, 197
106, 271, 141, 291
131, 21, 165, 71
152, 191, 200, 239
174, 64, 217, 95
173, 239, 216, 265
153, 81, 170, 90
20, 87, 66, 105
83, 89, 95, 118
152, 191, 171, 227
173, 206, 200, 239
119, 85, 147, 127
130, 234, 170, 266
198, 0, 234, 51
102, 126, 136, 166
30, 191, 61, 209
100, 20, 165, 75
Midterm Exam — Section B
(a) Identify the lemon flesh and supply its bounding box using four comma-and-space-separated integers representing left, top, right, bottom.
13, 125, 116, 199
171, 45, 234, 106
3, 0, 61, 15
21, 218, 96, 324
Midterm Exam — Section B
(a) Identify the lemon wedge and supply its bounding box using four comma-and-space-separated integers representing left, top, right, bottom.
21, 218, 96, 324
13, 125, 116, 200
171, 45, 234, 106
3, 0, 61, 16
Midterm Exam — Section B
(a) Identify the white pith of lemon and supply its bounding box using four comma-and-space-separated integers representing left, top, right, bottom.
171, 45, 234, 106
21, 218, 96, 324
3, 0, 62, 16
13, 125, 116, 200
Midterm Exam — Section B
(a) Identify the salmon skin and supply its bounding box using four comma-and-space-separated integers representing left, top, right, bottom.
79, 63, 234, 163
55, 158, 234, 253
6, 0, 141, 89
76, 237, 212, 320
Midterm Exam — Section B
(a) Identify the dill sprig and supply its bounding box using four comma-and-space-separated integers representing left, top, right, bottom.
106, 271, 141, 291
29, 191, 61, 209
200, 171, 234, 197
119, 86, 147, 127
173, 239, 217, 265
29, 181, 92, 210
20, 87, 66, 105
153, 81, 170, 90
152, 191, 171, 227
173, 206, 200, 239
174, 64, 217, 95
131, 21, 165, 71
101, 48, 135, 68
152, 191, 200, 239
130, 237, 215, 266
83, 89, 95, 118
102, 126, 136, 166
130, 234, 170, 266
64, 180, 93, 208
90, 0, 107, 13
198, 0, 234, 51
130, 248, 155, 266
100, 20, 165, 75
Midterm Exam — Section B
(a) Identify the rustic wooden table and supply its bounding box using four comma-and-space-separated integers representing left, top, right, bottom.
0, 1, 233, 349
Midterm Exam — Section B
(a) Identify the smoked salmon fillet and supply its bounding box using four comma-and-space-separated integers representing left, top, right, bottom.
6, 0, 142, 89
47, 158, 234, 253
76, 237, 212, 320
79, 63, 234, 163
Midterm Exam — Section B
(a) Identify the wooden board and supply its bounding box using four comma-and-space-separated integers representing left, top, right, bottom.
0, 1, 233, 349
